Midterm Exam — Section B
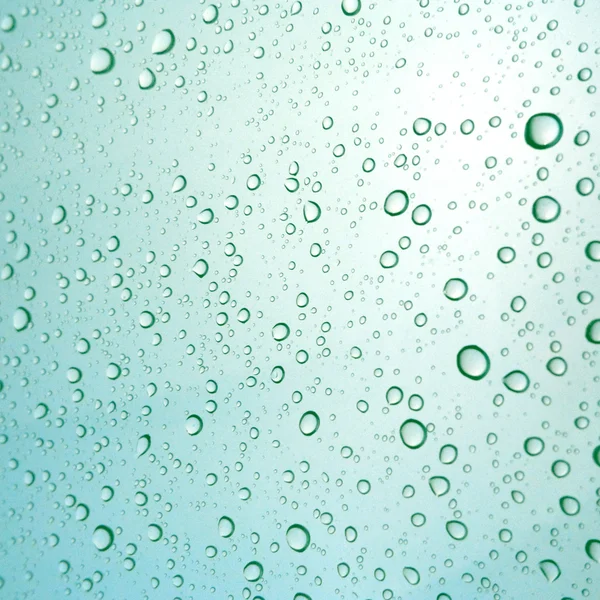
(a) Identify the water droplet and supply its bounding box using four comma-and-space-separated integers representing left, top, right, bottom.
399, 419, 427, 449
532, 196, 561, 223
402, 566, 420, 585
502, 370, 530, 393
446, 520, 468, 540
185, 414, 203, 436
385, 386, 403, 406
139, 68, 156, 90
585, 539, 600, 563
303, 201, 321, 223
443, 278, 468, 301
92, 525, 114, 552
51, 205, 66, 225
13, 307, 31, 331
286, 524, 310, 552
172, 175, 187, 193
384, 190, 409, 216
380, 250, 399, 269
192, 259, 209, 278
559, 496, 580, 516
341, 0, 361, 16
585, 319, 600, 344
90, 48, 115, 74
243, 561, 263, 582
524, 113, 563, 149
152, 29, 175, 55
538, 559, 561, 582
202, 5, 219, 24
218, 516, 235, 538
456, 345, 490, 380
524, 437, 545, 456
272, 322, 290, 341
428, 476, 450, 497
299, 411, 320, 436
148, 524, 163, 542
585, 240, 600, 262
413, 118, 431, 136
137, 434, 151, 457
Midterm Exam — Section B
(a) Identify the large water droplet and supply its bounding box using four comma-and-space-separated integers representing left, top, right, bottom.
13, 307, 31, 331
243, 561, 263, 582
524, 113, 563, 149
341, 0, 361, 16
532, 195, 561, 223
90, 48, 115, 74
299, 411, 320, 436
286, 524, 310, 552
539, 559, 561, 582
185, 414, 203, 436
399, 419, 427, 449
218, 516, 235, 538
152, 29, 175, 54
456, 345, 490, 380
384, 190, 409, 216
502, 370, 530, 393
92, 525, 114, 551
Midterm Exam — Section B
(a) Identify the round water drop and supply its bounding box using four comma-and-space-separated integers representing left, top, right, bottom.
1, 14, 16, 32
446, 520, 468, 540
546, 356, 567, 376
585, 539, 600, 563
185, 414, 203, 436
139, 311, 155, 328
286, 524, 310, 552
460, 119, 475, 135
51, 205, 66, 225
585, 319, 600, 344
384, 190, 409, 216
524, 436, 545, 456
413, 118, 431, 136
341, 0, 361, 16
551, 459, 570, 478
443, 278, 468, 301
285, 178, 299, 192
299, 411, 320, 436
138, 68, 156, 90
202, 4, 219, 23
576, 177, 594, 196
559, 496, 580, 516
272, 322, 290, 341
402, 566, 420, 585
532, 196, 561, 223
148, 524, 163, 542
192, 259, 209, 278
439, 444, 458, 464
497, 246, 516, 263
385, 386, 403, 406
91, 12, 106, 28
357, 479, 371, 494
13, 307, 31, 331
456, 345, 490, 380
574, 130, 590, 146
399, 419, 427, 449
224, 194, 238, 210
197, 208, 214, 224
152, 29, 175, 54
137, 434, 151, 457
243, 561, 263, 582
218, 516, 235, 538
411, 204, 432, 225
303, 201, 321, 223
34, 403, 48, 419
92, 525, 114, 552
106, 363, 121, 380
246, 174, 261, 190
90, 48, 114, 74
585, 240, 600, 262
428, 476, 450, 497
172, 175, 187, 193
524, 113, 563, 149
503, 370, 530, 393
380, 250, 399, 269
538, 559, 561, 583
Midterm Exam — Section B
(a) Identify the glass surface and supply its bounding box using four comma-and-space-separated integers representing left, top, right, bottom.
1, 1, 599, 598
